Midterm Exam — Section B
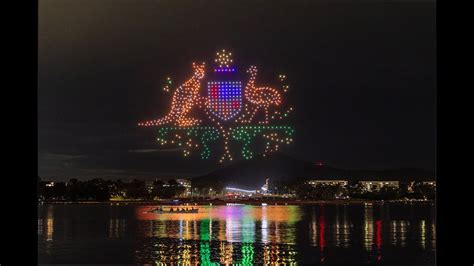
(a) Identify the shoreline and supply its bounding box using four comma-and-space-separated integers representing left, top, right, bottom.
38, 199, 434, 205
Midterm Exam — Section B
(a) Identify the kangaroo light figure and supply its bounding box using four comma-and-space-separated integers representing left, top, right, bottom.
139, 62, 206, 127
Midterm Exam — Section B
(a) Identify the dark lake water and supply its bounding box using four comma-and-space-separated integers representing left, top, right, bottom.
38, 203, 435, 265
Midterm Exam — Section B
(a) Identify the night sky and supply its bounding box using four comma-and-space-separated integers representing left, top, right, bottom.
38, 0, 436, 180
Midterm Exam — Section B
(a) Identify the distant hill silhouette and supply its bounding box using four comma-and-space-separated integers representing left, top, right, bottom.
191, 153, 434, 189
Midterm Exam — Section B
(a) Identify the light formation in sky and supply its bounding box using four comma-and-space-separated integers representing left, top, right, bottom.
139, 50, 294, 163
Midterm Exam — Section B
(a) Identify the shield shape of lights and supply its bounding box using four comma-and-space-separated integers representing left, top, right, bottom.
207, 81, 243, 121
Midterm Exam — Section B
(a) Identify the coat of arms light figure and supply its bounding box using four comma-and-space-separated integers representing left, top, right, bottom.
139, 50, 294, 163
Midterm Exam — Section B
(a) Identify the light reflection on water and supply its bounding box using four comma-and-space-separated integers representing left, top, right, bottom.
38, 203, 435, 265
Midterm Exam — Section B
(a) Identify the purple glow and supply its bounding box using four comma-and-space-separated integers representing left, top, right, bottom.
215, 67, 236, 73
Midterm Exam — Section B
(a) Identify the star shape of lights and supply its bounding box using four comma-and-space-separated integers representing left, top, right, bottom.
215, 49, 233, 68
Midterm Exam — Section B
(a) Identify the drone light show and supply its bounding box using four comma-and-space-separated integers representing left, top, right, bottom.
138, 50, 294, 163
